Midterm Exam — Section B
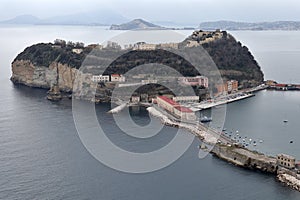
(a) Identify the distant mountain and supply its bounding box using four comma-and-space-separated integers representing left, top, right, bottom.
199, 20, 300, 31
39, 11, 128, 26
110, 19, 165, 30
0, 15, 40, 24
0, 10, 128, 26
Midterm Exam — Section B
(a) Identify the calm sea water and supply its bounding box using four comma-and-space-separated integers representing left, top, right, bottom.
0, 25, 300, 199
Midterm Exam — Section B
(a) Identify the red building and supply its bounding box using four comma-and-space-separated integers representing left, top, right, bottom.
156, 96, 196, 120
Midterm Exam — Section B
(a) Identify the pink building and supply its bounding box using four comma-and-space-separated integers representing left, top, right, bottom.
178, 76, 208, 87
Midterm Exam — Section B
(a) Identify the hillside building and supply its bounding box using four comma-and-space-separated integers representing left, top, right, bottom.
91, 75, 110, 82
178, 76, 208, 87
111, 74, 125, 82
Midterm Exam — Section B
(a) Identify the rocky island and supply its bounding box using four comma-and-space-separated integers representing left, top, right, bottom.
11, 30, 264, 102
110, 19, 165, 30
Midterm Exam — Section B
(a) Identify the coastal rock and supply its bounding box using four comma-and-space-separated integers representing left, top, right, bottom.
47, 85, 62, 101
277, 172, 300, 192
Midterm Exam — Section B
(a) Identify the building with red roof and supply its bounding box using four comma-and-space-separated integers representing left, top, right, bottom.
157, 96, 196, 120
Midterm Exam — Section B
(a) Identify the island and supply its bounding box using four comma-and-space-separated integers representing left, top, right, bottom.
10, 30, 300, 192
11, 30, 263, 103
110, 18, 166, 30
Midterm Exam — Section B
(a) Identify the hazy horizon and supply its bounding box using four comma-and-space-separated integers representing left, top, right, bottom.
1, 0, 300, 25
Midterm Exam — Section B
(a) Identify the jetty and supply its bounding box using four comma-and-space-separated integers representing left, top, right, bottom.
107, 102, 128, 114
147, 105, 300, 192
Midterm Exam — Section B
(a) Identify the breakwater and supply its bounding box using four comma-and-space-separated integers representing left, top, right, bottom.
147, 106, 300, 192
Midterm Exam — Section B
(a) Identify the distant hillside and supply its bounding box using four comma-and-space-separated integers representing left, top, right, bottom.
38, 11, 128, 26
0, 11, 128, 26
110, 19, 164, 30
199, 20, 300, 31
0, 15, 40, 24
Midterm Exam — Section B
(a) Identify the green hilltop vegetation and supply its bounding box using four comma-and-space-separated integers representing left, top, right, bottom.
14, 31, 264, 87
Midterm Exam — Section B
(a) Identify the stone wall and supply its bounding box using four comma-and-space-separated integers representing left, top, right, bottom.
211, 144, 277, 174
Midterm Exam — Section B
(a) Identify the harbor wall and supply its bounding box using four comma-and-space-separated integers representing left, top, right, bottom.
211, 144, 278, 174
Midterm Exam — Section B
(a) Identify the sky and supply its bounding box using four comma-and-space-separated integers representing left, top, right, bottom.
1, 0, 300, 24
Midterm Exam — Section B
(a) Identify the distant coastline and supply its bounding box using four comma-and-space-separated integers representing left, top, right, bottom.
199, 20, 300, 31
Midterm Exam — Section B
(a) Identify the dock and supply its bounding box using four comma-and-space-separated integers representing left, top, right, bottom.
107, 102, 128, 114
147, 105, 300, 192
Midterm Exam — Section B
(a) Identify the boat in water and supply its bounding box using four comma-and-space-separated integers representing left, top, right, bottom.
200, 116, 212, 123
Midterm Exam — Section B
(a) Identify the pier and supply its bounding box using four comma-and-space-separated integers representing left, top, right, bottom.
147, 105, 300, 192
107, 102, 128, 114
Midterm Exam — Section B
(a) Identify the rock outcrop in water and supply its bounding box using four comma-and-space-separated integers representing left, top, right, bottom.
10, 31, 264, 102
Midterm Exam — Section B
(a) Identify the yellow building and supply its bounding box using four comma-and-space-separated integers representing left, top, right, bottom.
277, 154, 296, 169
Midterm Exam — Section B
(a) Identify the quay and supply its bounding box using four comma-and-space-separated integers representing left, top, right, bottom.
107, 83, 300, 191
147, 94, 300, 192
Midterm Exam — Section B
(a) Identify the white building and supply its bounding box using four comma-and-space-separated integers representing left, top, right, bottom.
72, 48, 83, 54
134, 42, 157, 51
106, 41, 121, 49
160, 43, 179, 49
141, 79, 158, 84
111, 74, 126, 82
91, 75, 110, 82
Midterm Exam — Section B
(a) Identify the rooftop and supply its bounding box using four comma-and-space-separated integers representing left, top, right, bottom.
174, 105, 193, 113
278, 154, 296, 160
157, 96, 179, 106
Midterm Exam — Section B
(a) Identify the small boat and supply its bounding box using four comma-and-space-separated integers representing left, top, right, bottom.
284, 120, 288, 123
200, 143, 208, 150
290, 140, 294, 144
259, 140, 263, 143
200, 116, 212, 123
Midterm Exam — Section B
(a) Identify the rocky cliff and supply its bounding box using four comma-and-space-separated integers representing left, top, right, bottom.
11, 60, 77, 91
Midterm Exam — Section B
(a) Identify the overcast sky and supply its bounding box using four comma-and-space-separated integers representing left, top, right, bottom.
1, 0, 300, 24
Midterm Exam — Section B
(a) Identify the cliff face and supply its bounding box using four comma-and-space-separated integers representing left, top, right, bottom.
11, 60, 77, 92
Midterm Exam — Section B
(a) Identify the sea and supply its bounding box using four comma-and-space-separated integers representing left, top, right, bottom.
0, 25, 300, 199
